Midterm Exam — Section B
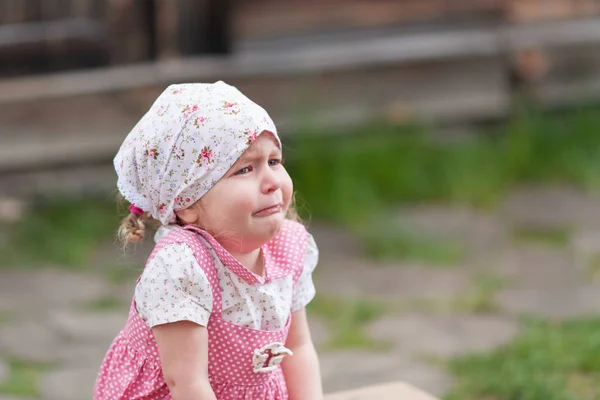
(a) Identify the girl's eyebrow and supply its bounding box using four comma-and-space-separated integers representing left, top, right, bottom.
234, 149, 259, 167
238, 145, 281, 164
241, 146, 261, 160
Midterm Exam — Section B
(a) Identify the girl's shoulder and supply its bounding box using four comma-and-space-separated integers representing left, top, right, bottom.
150, 225, 214, 265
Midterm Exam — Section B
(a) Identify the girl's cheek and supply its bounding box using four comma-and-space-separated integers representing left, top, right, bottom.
282, 175, 294, 204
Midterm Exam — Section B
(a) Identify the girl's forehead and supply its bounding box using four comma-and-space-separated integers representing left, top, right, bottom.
242, 132, 280, 156
258, 130, 279, 145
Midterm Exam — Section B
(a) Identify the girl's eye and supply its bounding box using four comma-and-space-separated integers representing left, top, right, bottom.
235, 166, 252, 175
268, 158, 282, 166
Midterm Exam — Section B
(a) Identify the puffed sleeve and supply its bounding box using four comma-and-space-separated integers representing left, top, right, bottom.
135, 242, 213, 327
291, 232, 318, 311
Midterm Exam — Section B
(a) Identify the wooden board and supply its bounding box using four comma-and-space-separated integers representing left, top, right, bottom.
5, 18, 600, 172
504, 0, 600, 22
0, 24, 501, 103
234, 0, 501, 40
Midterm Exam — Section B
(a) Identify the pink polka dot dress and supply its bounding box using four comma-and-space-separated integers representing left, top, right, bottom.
94, 220, 309, 400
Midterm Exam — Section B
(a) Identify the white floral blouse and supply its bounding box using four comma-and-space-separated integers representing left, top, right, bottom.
135, 225, 318, 331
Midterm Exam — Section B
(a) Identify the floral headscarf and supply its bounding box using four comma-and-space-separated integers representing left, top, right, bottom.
114, 81, 280, 225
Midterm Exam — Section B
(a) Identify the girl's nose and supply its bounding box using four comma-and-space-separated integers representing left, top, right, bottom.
261, 166, 281, 194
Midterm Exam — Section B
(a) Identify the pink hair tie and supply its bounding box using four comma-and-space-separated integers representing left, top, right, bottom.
128, 204, 144, 216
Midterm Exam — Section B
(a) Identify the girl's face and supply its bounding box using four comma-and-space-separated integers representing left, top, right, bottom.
192, 131, 293, 253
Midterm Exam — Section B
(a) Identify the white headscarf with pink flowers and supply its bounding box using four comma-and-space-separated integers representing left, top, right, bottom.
114, 81, 280, 225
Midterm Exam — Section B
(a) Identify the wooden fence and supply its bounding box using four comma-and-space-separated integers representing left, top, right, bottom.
2, 3, 600, 175
2, 0, 600, 78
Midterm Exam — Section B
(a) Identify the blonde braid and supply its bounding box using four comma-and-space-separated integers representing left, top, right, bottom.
117, 211, 151, 245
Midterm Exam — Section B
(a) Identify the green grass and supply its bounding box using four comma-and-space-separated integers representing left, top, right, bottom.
0, 194, 121, 268
286, 105, 600, 227
445, 317, 600, 400
80, 295, 125, 311
0, 358, 51, 397
361, 223, 463, 265
284, 105, 600, 260
0, 311, 8, 326
397, 275, 504, 315
105, 264, 141, 285
512, 226, 571, 247
307, 296, 390, 351
586, 255, 600, 281
451, 275, 505, 314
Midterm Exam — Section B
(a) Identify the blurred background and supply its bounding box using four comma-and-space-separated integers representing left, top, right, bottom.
3, 1, 600, 399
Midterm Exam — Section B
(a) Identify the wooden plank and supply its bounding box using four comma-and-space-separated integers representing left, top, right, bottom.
6, 17, 599, 103
0, 0, 30, 24
0, 52, 507, 172
71, 0, 96, 19
0, 94, 139, 172
154, 0, 180, 60
41, 0, 72, 20
0, 164, 117, 198
512, 44, 600, 106
325, 381, 439, 400
0, 26, 499, 104
504, 0, 600, 22
105, 0, 151, 64
504, 17, 600, 48
0, 18, 109, 77
504, 19, 600, 105
178, 0, 210, 55
234, 0, 501, 40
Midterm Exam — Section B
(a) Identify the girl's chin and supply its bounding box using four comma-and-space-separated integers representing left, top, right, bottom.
254, 215, 284, 238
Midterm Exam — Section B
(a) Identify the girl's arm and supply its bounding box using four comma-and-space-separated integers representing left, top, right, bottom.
282, 308, 323, 400
153, 321, 217, 400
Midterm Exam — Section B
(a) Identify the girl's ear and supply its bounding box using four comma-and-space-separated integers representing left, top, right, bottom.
175, 206, 200, 225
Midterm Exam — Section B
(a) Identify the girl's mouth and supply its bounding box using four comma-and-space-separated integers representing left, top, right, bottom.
254, 204, 282, 216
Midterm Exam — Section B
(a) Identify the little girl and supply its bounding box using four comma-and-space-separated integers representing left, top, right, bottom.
94, 81, 323, 399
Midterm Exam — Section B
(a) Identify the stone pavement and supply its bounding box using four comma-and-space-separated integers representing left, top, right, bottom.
2, 185, 600, 399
